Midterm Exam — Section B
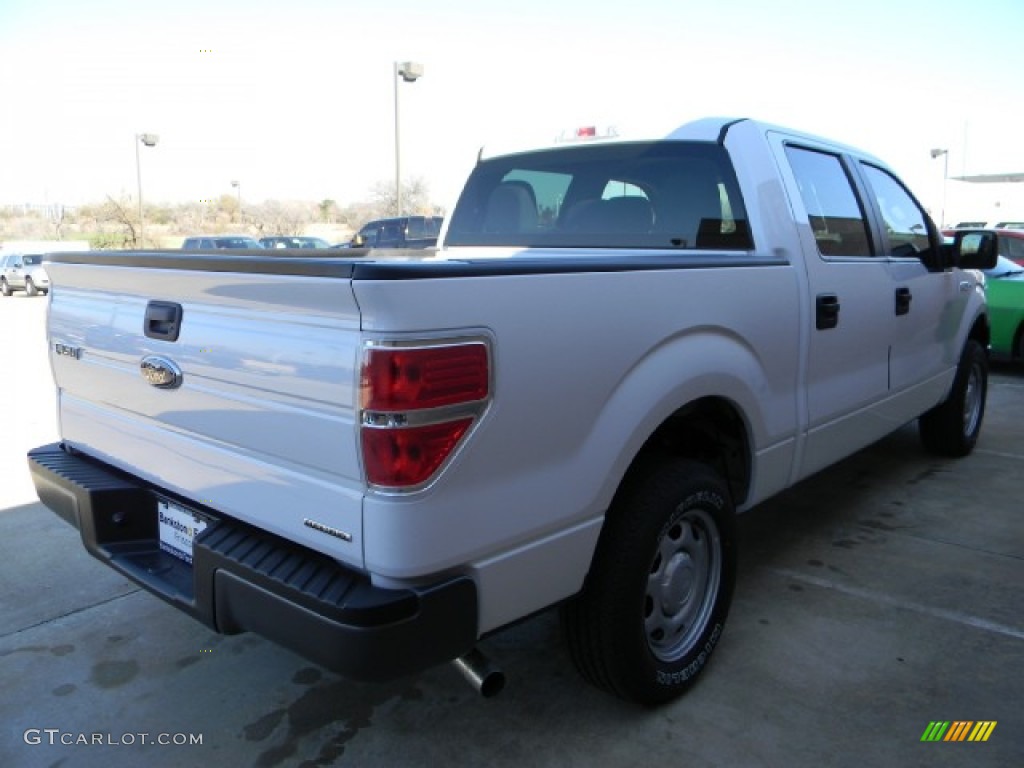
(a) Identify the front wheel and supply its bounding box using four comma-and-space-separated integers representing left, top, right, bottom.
919, 338, 987, 457
25, 278, 37, 297
561, 458, 737, 706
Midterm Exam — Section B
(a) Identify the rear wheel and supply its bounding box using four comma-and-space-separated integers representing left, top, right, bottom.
561, 458, 736, 706
919, 338, 987, 457
0, 279, 10, 297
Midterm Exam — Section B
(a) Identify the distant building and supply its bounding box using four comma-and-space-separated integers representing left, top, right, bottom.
942, 174, 1024, 228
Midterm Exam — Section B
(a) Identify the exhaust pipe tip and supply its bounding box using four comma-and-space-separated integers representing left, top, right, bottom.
452, 648, 505, 698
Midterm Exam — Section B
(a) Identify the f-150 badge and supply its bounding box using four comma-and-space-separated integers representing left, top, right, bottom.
140, 356, 183, 389
54, 343, 81, 359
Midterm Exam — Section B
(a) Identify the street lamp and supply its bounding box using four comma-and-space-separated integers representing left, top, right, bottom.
930, 148, 949, 229
135, 133, 159, 248
231, 180, 241, 222
394, 61, 423, 217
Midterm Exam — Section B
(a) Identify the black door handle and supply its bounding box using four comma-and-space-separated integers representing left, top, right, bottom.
895, 287, 912, 316
144, 301, 183, 341
816, 294, 840, 330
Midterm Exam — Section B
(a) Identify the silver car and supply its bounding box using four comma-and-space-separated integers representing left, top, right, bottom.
0, 252, 50, 297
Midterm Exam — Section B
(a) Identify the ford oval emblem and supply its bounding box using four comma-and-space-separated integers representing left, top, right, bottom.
140, 356, 183, 389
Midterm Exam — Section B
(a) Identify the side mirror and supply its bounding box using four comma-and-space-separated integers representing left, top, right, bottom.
954, 230, 998, 270
351, 234, 365, 247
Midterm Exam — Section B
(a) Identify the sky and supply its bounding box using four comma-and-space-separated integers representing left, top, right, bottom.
2, 0, 1023, 222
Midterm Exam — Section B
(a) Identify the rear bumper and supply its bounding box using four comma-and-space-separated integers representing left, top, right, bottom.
28, 442, 478, 682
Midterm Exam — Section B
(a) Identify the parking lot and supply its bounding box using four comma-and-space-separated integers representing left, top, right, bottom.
1, 292, 1021, 768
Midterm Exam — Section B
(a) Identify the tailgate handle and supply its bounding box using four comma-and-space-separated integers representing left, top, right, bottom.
145, 301, 183, 342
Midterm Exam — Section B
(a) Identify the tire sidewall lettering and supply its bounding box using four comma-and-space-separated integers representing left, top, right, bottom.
655, 621, 723, 686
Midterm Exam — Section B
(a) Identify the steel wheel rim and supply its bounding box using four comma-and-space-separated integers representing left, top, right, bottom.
644, 507, 721, 662
962, 360, 983, 437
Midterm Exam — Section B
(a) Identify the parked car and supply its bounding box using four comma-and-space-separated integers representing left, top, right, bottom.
1, 240, 90, 297
944, 228, 1024, 265
344, 216, 443, 249
1, 252, 49, 296
181, 236, 264, 250
952, 221, 1024, 231
259, 236, 332, 249
982, 255, 1024, 359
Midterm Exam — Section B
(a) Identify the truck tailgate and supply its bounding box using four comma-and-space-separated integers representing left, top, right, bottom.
44, 254, 366, 568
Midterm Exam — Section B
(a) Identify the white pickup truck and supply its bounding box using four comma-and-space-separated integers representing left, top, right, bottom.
29, 118, 997, 705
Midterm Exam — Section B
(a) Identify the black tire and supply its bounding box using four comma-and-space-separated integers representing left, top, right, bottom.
561, 458, 737, 706
0, 279, 10, 297
919, 338, 987, 457
25, 278, 37, 297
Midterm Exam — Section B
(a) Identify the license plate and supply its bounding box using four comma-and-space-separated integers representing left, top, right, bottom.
157, 498, 210, 565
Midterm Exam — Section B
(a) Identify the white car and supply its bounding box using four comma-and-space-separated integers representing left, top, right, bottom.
1, 240, 90, 297
1, 251, 51, 296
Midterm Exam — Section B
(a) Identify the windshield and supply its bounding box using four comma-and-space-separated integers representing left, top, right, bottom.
444, 141, 752, 251
214, 238, 263, 249
23, 255, 43, 265
985, 255, 1024, 278
265, 237, 330, 249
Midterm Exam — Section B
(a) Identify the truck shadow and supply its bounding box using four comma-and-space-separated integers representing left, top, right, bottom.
238, 424, 958, 765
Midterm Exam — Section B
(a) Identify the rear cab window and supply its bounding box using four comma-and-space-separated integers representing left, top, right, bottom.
444, 142, 753, 251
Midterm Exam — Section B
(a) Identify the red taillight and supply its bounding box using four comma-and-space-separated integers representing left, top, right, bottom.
360, 342, 490, 489
361, 419, 473, 487
361, 344, 489, 410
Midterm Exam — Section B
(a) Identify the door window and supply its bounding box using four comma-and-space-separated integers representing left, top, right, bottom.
785, 145, 872, 257
859, 164, 934, 260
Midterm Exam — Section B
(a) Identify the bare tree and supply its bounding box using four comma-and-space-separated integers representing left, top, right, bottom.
2, 183, 443, 249
248, 200, 309, 236
49, 204, 67, 240
367, 177, 434, 219
319, 199, 338, 223
101, 195, 139, 247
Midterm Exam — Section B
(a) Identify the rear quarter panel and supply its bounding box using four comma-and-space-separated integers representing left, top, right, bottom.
355, 258, 802, 629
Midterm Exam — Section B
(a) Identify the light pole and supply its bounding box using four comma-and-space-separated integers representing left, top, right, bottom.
930, 148, 949, 228
135, 133, 159, 248
394, 61, 423, 217
231, 180, 241, 223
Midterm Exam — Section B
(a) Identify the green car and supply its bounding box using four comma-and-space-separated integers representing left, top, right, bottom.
984, 256, 1024, 360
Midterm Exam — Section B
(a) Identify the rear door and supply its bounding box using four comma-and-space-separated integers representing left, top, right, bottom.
774, 138, 896, 477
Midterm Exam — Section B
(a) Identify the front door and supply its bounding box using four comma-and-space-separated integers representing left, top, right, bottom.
854, 162, 962, 403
